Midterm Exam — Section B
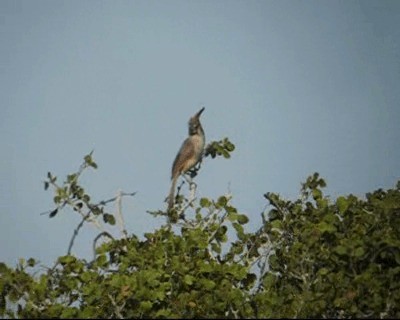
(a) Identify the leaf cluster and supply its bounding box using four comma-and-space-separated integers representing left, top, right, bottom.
204, 137, 235, 159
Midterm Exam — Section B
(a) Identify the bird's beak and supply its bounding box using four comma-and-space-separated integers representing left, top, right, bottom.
195, 107, 205, 118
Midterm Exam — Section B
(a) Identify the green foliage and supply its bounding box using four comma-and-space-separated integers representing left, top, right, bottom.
257, 173, 400, 318
1, 147, 400, 319
204, 137, 235, 159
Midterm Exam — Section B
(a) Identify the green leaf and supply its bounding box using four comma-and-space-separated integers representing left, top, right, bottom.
90, 161, 98, 169
18, 258, 25, 268
199, 278, 216, 290
195, 212, 202, 221
237, 214, 249, 225
80, 272, 92, 283
222, 149, 230, 158
67, 173, 77, 183
395, 252, 400, 265
334, 245, 348, 256
184, 274, 195, 285
312, 188, 322, 200
84, 152, 98, 169
95, 254, 107, 267
58, 255, 76, 265
139, 300, 152, 312
200, 197, 211, 208
199, 262, 213, 273
268, 255, 280, 270
233, 222, 245, 240
61, 307, 78, 318
318, 267, 329, 276
353, 247, 365, 258
243, 273, 257, 288
211, 242, 221, 254
317, 221, 336, 234
0, 262, 9, 273
262, 273, 276, 288
84, 153, 93, 164
227, 210, 239, 222
155, 309, 173, 318
27, 258, 36, 267
225, 141, 235, 152
215, 225, 228, 242
336, 196, 349, 214
103, 213, 116, 225
270, 220, 282, 229
217, 196, 228, 207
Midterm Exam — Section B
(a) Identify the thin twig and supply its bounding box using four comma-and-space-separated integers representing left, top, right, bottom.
67, 211, 92, 255
92, 231, 114, 260
207, 211, 227, 244
98, 192, 137, 206
65, 191, 136, 254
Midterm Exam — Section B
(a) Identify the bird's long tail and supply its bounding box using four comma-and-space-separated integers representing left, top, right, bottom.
168, 174, 178, 210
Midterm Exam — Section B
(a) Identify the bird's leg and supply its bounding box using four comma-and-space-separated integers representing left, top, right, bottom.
188, 159, 203, 178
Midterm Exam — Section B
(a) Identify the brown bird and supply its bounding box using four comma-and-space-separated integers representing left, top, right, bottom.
168, 107, 205, 210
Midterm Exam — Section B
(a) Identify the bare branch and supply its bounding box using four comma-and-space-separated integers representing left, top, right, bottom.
65, 191, 136, 254
114, 190, 130, 239
107, 293, 125, 319
67, 211, 92, 255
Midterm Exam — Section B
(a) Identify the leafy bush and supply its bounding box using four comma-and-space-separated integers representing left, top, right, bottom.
1, 145, 399, 318
255, 174, 400, 318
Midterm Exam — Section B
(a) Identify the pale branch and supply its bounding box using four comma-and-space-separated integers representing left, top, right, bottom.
186, 175, 197, 205
166, 174, 198, 224
66, 191, 137, 255
108, 293, 125, 319
114, 189, 128, 239
176, 175, 198, 220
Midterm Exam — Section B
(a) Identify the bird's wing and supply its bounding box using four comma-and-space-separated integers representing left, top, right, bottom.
171, 138, 195, 179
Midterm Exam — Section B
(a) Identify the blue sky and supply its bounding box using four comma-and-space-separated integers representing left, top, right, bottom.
1, 0, 399, 267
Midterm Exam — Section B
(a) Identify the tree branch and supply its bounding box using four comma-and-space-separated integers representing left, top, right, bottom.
92, 231, 114, 260
66, 191, 136, 255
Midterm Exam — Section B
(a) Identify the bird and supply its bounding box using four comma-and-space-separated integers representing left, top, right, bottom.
168, 107, 205, 210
